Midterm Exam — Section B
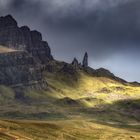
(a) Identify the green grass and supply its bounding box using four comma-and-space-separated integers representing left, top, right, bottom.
0, 69, 140, 139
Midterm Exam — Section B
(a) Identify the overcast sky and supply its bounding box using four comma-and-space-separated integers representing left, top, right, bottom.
0, 0, 140, 82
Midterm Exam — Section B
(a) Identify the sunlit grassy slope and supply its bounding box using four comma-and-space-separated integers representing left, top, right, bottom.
0, 65, 140, 139
46, 70, 140, 102
0, 68, 140, 120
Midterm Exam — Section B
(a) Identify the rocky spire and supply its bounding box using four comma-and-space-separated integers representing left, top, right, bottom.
71, 57, 79, 69
82, 52, 88, 68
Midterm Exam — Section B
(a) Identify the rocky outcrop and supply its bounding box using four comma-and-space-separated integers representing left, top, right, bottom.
59, 63, 79, 83
92, 68, 127, 83
0, 15, 17, 28
61, 64, 77, 75
94, 68, 115, 78
71, 52, 88, 69
71, 58, 79, 69
0, 50, 47, 88
0, 15, 53, 64
82, 52, 88, 68
0, 15, 51, 89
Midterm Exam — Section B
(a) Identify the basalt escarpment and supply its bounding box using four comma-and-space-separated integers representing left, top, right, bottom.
0, 15, 53, 64
0, 15, 52, 89
0, 49, 47, 89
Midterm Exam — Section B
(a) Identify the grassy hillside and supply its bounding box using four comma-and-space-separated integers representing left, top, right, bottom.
0, 68, 140, 120
0, 64, 140, 139
0, 119, 140, 140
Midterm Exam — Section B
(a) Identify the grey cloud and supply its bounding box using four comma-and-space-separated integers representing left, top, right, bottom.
0, 0, 140, 81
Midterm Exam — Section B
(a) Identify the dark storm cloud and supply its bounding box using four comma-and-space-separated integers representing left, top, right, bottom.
2, 0, 140, 46
0, 0, 44, 19
39, 0, 140, 55
0, 0, 140, 81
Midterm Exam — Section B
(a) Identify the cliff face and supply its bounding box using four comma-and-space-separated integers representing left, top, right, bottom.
0, 15, 53, 88
0, 15, 53, 64
0, 49, 46, 88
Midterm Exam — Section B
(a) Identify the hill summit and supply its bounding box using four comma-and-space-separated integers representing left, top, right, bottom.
0, 15, 53, 64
